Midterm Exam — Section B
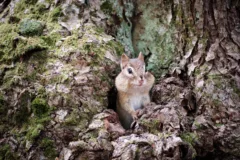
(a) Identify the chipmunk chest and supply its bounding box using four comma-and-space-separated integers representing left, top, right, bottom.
130, 95, 144, 110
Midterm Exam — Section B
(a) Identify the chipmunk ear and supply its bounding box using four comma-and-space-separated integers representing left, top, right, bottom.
121, 54, 129, 69
138, 52, 144, 62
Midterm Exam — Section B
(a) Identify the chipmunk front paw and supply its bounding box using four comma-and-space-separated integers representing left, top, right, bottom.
131, 111, 138, 120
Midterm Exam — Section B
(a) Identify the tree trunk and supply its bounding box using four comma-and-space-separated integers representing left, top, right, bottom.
0, 0, 240, 159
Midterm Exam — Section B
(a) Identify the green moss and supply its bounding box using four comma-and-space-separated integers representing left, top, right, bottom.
2, 70, 16, 89
0, 144, 18, 160
81, 39, 122, 66
116, 22, 134, 54
14, 0, 27, 14
83, 43, 107, 61
49, 74, 69, 84
23, 97, 53, 143
64, 109, 90, 129
143, 26, 175, 77
18, 37, 47, 53
215, 123, 223, 127
95, 27, 105, 34
24, 0, 38, 5
26, 124, 44, 142
40, 138, 58, 159
106, 40, 124, 56
41, 36, 57, 47
19, 19, 44, 36
180, 132, 198, 158
101, 1, 113, 14
2, 50, 48, 89
13, 91, 31, 125
230, 80, 240, 97
212, 99, 222, 107
180, 132, 198, 145
139, 119, 160, 134
194, 68, 201, 76
63, 31, 79, 47
0, 22, 48, 62
35, 3, 48, 13
0, 23, 18, 60
31, 98, 49, 117
64, 110, 80, 126
13, 105, 30, 125
13, 0, 64, 23
50, 7, 63, 21
25, 51, 48, 81
192, 121, 202, 130
207, 74, 223, 89
14, 0, 48, 20
8, 16, 21, 24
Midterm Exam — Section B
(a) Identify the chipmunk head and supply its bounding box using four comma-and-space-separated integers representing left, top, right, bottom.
120, 52, 146, 86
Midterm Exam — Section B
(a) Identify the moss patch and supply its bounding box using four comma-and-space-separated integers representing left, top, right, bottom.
139, 118, 161, 135
0, 23, 48, 62
64, 108, 90, 129
180, 132, 198, 146
0, 23, 18, 61
19, 19, 44, 36
40, 138, 58, 159
24, 0, 38, 5
31, 98, 49, 117
26, 124, 44, 142
2, 50, 48, 89
106, 40, 124, 56
13, 104, 30, 125
180, 132, 198, 158
13, 91, 31, 125
24, 103, 52, 143
101, 1, 113, 14
50, 7, 63, 22
0, 0, 62, 62
22, 97, 53, 143
0, 144, 18, 160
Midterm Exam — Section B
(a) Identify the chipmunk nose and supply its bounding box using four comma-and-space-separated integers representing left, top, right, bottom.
140, 75, 143, 80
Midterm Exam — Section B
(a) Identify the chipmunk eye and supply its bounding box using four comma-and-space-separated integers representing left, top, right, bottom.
127, 68, 133, 74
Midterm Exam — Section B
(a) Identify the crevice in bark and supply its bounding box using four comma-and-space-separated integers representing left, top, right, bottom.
107, 87, 117, 111
0, 0, 11, 14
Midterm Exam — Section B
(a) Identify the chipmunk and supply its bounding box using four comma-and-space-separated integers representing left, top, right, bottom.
115, 52, 155, 129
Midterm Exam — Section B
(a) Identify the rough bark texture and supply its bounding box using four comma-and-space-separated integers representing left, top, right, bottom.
0, 0, 240, 160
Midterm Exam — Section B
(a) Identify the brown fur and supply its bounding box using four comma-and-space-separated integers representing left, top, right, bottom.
115, 53, 155, 129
